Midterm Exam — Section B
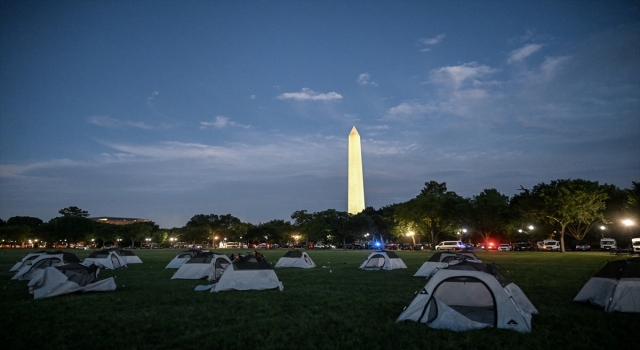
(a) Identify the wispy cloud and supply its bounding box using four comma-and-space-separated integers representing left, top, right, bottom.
277, 88, 343, 101
199, 116, 251, 129
429, 62, 498, 88
357, 73, 378, 86
418, 34, 445, 52
88, 116, 152, 130
383, 102, 435, 121
508, 44, 543, 63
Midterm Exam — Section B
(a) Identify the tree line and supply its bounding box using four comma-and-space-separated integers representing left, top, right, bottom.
1, 180, 638, 253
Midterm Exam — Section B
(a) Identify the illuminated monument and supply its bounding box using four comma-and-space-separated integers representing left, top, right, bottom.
348, 126, 365, 214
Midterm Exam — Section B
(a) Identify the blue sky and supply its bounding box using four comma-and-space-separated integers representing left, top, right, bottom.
1, 1, 639, 228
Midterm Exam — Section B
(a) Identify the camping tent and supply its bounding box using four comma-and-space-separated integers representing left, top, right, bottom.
113, 249, 143, 264
10, 251, 80, 272
274, 250, 316, 268
83, 249, 127, 269
573, 257, 640, 313
397, 261, 538, 333
413, 252, 481, 277
196, 255, 284, 292
359, 250, 407, 270
11, 251, 80, 281
171, 252, 232, 281
27, 262, 116, 299
165, 250, 201, 269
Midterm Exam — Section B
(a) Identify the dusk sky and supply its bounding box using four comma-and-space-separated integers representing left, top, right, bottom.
1, 1, 638, 228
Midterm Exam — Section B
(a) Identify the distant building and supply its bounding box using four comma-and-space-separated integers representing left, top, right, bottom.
88, 217, 149, 225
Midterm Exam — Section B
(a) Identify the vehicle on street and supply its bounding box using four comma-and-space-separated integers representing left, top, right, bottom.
600, 238, 617, 251
542, 240, 561, 251
413, 244, 424, 251
76, 245, 87, 250
435, 241, 466, 251
574, 241, 591, 251
400, 244, 412, 250
498, 243, 511, 251
632, 238, 640, 253
386, 243, 399, 250
512, 242, 533, 251
314, 243, 325, 249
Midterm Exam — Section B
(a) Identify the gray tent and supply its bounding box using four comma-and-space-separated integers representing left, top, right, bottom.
359, 251, 407, 270
196, 255, 283, 292
83, 249, 127, 269
11, 251, 80, 281
397, 261, 538, 333
574, 257, 640, 313
172, 252, 232, 280
413, 252, 481, 277
165, 250, 200, 269
27, 262, 116, 299
274, 250, 316, 268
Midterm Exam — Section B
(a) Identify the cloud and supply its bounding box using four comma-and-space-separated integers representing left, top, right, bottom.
429, 62, 498, 88
508, 44, 543, 63
88, 116, 152, 130
199, 116, 250, 129
277, 88, 343, 101
383, 102, 435, 121
418, 34, 445, 52
357, 73, 378, 86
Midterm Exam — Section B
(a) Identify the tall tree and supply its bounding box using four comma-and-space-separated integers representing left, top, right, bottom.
54, 216, 94, 246
186, 214, 240, 248
291, 210, 314, 246
7, 216, 43, 229
58, 206, 89, 217
470, 189, 511, 247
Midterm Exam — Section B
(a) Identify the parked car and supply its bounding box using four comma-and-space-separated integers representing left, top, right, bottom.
512, 242, 533, 251
542, 240, 561, 251
400, 244, 412, 250
498, 243, 511, 251
536, 241, 544, 251
413, 244, 424, 251
386, 243, 399, 250
435, 241, 466, 251
574, 241, 591, 251
75, 245, 87, 250
314, 243, 325, 249
600, 238, 617, 251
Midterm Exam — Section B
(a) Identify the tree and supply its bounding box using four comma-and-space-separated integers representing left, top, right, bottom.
7, 216, 43, 229
186, 214, 240, 248
0, 225, 30, 247
291, 210, 314, 246
54, 216, 95, 246
58, 206, 89, 217
515, 179, 609, 252
470, 189, 511, 247
122, 222, 153, 248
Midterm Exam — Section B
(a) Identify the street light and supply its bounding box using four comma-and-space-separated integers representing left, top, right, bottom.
623, 219, 634, 227
406, 231, 415, 246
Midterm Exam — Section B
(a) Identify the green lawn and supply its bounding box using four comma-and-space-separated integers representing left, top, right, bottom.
1, 249, 637, 350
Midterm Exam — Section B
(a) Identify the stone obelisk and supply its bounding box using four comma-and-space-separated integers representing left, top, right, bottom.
348, 126, 365, 214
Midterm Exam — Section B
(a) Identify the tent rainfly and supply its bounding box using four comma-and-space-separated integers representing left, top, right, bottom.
397, 261, 538, 333
413, 252, 481, 277
11, 251, 80, 281
10, 251, 80, 272
195, 255, 284, 292
359, 250, 407, 270
573, 257, 640, 313
171, 252, 232, 280
165, 250, 201, 269
27, 262, 116, 299
83, 249, 127, 269
274, 250, 316, 268
112, 249, 143, 264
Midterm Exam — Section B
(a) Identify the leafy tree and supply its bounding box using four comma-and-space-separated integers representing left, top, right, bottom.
7, 216, 43, 229
361, 206, 396, 244
0, 225, 30, 247
186, 214, 240, 248
58, 206, 89, 217
54, 216, 95, 246
291, 210, 314, 246
309, 209, 352, 248
121, 222, 153, 248
469, 189, 511, 246
515, 179, 609, 252
624, 181, 640, 222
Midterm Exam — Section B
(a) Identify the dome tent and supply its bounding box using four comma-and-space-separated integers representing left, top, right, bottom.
83, 249, 127, 269
10, 251, 80, 272
573, 257, 640, 313
413, 251, 481, 277
397, 261, 538, 333
11, 251, 80, 281
27, 262, 116, 299
274, 250, 316, 268
196, 255, 283, 292
112, 249, 143, 264
359, 250, 407, 270
165, 250, 201, 269
171, 251, 232, 281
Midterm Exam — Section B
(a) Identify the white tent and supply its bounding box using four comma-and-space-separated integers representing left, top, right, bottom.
113, 249, 143, 264
274, 250, 316, 268
165, 250, 200, 269
27, 263, 116, 299
83, 249, 127, 269
172, 252, 232, 281
413, 252, 481, 277
397, 261, 538, 333
196, 255, 283, 292
574, 257, 640, 313
10, 251, 80, 273
11, 252, 73, 281
359, 250, 407, 270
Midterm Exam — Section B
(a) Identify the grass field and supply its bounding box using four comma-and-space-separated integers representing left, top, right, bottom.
1, 248, 638, 350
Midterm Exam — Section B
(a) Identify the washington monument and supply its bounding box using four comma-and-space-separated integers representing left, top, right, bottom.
348, 126, 365, 214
